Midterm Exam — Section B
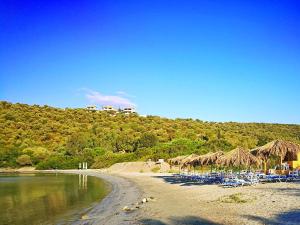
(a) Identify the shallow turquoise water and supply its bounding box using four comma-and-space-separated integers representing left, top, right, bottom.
0, 173, 110, 225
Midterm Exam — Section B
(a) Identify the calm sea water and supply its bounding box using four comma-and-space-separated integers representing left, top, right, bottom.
0, 173, 110, 225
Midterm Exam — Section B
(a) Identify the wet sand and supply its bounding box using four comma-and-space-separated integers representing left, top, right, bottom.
55, 170, 143, 225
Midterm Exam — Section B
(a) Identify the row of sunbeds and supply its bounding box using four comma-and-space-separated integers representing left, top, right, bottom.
174, 171, 300, 188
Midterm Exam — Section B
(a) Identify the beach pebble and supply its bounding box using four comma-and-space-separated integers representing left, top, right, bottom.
142, 198, 147, 203
146, 196, 156, 202
122, 206, 131, 211
81, 214, 89, 220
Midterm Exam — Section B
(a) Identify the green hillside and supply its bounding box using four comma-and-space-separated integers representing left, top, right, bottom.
1, 101, 300, 169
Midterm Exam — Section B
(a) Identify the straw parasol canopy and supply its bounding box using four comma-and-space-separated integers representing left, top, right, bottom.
201, 151, 224, 166
181, 154, 199, 167
180, 151, 225, 167
251, 140, 300, 161
168, 155, 188, 165
182, 155, 202, 167
217, 147, 260, 167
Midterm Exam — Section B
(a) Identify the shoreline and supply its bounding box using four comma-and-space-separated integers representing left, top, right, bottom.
0, 169, 144, 225
2, 169, 300, 224
47, 170, 144, 225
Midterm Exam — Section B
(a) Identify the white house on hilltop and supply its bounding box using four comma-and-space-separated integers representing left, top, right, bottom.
101, 105, 136, 114
102, 105, 117, 112
86, 105, 97, 110
123, 107, 136, 114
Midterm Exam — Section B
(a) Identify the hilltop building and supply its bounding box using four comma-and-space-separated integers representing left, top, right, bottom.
123, 107, 136, 114
102, 105, 117, 112
86, 105, 136, 115
102, 105, 136, 114
86, 105, 97, 110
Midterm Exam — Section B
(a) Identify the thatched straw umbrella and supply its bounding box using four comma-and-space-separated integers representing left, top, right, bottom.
186, 155, 203, 167
250, 148, 267, 172
200, 151, 224, 172
168, 155, 189, 173
181, 154, 199, 170
252, 140, 300, 160
168, 155, 187, 166
182, 155, 202, 168
201, 151, 224, 166
217, 147, 260, 170
251, 140, 300, 173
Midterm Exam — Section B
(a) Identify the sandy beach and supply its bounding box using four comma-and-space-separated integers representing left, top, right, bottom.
69, 169, 300, 225
118, 172, 300, 225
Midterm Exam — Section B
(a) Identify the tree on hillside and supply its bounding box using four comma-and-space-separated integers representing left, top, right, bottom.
114, 134, 138, 153
139, 133, 158, 148
66, 132, 93, 156
16, 154, 32, 166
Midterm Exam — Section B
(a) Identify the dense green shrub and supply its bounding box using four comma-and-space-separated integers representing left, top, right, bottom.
16, 154, 32, 166
92, 152, 138, 168
0, 148, 21, 168
36, 155, 80, 169
1, 101, 300, 169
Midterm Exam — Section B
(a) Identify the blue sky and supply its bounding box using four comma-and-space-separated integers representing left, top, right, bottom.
1, 0, 300, 124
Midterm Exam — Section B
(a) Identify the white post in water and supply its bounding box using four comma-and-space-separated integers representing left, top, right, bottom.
79, 163, 82, 170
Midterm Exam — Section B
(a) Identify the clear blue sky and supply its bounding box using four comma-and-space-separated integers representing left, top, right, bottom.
1, 0, 300, 124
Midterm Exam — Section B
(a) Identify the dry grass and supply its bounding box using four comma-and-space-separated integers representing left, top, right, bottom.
151, 167, 160, 173
218, 193, 255, 204
167, 169, 179, 173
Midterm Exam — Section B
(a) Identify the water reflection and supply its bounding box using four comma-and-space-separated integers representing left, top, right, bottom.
0, 173, 109, 225
78, 174, 87, 190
